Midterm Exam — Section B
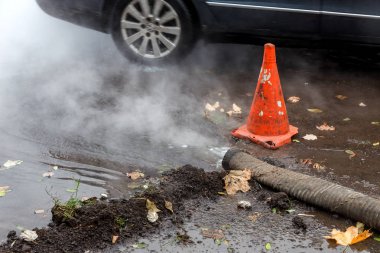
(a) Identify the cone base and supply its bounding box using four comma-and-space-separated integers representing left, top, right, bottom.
231, 124, 298, 149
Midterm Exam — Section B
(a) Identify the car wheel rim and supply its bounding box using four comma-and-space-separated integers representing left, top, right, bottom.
120, 0, 181, 59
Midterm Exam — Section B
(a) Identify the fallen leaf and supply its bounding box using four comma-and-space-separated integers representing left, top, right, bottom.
247, 212, 261, 222
307, 108, 323, 113
265, 242, 272, 250
371, 122, 380, 125
356, 222, 365, 234
373, 142, 379, 146
298, 213, 315, 217
316, 123, 335, 131
20, 230, 38, 242
132, 242, 147, 249
223, 169, 251, 195
0, 186, 11, 197
237, 200, 251, 209
359, 102, 367, 107
2, 160, 23, 169
112, 235, 119, 244
220, 108, 225, 113
287, 96, 300, 103
127, 171, 145, 180
146, 199, 160, 223
324, 226, 372, 246
302, 134, 318, 141
286, 209, 296, 214
164, 200, 173, 214
292, 139, 300, 143
52, 166, 59, 171
201, 229, 225, 240
205, 102, 220, 112
343, 118, 351, 121
335, 95, 348, 100
227, 103, 242, 117
300, 159, 313, 165
313, 163, 326, 171
42, 172, 54, 178
217, 192, 226, 196
34, 210, 45, 214
345, 150, 356, 159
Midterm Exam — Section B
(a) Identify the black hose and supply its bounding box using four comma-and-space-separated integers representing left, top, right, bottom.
223, 149, 380, 231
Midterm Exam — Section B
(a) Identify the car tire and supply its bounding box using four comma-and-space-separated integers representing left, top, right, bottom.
111, 0, 197, 65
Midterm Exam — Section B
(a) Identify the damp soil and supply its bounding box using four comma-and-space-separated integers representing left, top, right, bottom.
0, 165, 227, 253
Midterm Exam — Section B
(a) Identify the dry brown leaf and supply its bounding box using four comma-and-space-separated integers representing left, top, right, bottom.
345, 150, 356, 159
127, 171, 145, 180
335, 95, 348, 100
307, 108, 323, 113
248, 212, 261, 222
324, 226, 372, 246
287, 96, 301, 103
223, 169, 251, 195
112, 235, 119, 244
164, 200, 174, 214
312, 163, 326, 171
201, 229, 225, 240
146, 199, 160, 223
300, 159, 313, 166
316, 123, 335, 131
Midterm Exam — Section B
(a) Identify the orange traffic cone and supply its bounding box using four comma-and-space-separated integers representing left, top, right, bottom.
232, 43, 298, 149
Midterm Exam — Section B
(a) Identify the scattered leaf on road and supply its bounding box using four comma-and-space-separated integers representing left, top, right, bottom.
371, 122, 380, 125
0, 186, 11, 197
287, 96, 300, 103
302, 134, 318, 141
373, 142, 379, 146
112, 235, 119, 244
345, 150, 356, 159
34, 210, 45, 214
316, 123, 335, 131
146, 199, 160, 223
307, 108, 323, 113
313, 163, 326, 171
265, 242, 272, 250
164, 200, 174, 214
324, 226, 372, 246
292, 139, 300, 143
227, 103, 242, 117
127, 171, 145, 180
52, 166, 59, 171
343, 118, 351, 121
20, 230, 38, 242
201, 229, 225, 240
335, 95, 348, 100
42, 172, 54, 178
132, 242, 147, 249
205, 102, 220, 112
359, 102, 367, 107
2, 160, 23, 169
300, 159, 313, 166
223, 169, 251, 195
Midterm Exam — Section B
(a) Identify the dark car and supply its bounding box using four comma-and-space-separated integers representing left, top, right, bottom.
36, 0, 380, 63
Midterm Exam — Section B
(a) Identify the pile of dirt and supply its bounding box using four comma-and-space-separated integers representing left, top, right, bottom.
0, 165, 226, 253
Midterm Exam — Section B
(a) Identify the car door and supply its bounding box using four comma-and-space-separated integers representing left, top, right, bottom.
205, 0, 321, 38
321, 0, 380, 44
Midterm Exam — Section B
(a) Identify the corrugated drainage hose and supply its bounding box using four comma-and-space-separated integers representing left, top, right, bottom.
222, 149, 380, 230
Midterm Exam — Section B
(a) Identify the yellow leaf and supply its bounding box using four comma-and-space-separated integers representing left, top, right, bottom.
324, 226, 372, 246
164, 200, 173, 214
307, 108, 323, 113
223, 169, 251, 195
146, 199, 160, 223
127, 171, 145, 180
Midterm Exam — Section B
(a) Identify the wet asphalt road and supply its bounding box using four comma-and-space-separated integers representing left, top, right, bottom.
1, 1, 380, 252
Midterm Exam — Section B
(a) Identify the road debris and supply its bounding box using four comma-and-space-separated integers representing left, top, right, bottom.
343, 118, 351, 121
164, 200, 174, 214
112, 235, 119, 244
302, 134, 318, 141
265, 242, 271, 251
205, 102, 220, 112
146, 199, 160, 223
316, 123, 335, 131
223, 169, 251, 195
359, 102, 367, 107
34, 210, 45, 214
247, 212, 261, 222
20, 230, 38, 242
287, 96, 300, 103
132, 242, 147, 249
312, 163, 326, 172
0, 186, 11, 197
371, 121, 380, 125
127, 171, 145, 180
2, 160, 23, 169
373, 142, 380, 146
307, 108, 323, 113
300, 158, 313, 165
345, 150, 356, 159
237, 200, 252, 209
324, 226, 372, 246
42, 172, 54, 178
201, 228, 225, 240
335, 95, 348, 100
227, 103, 242, 117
